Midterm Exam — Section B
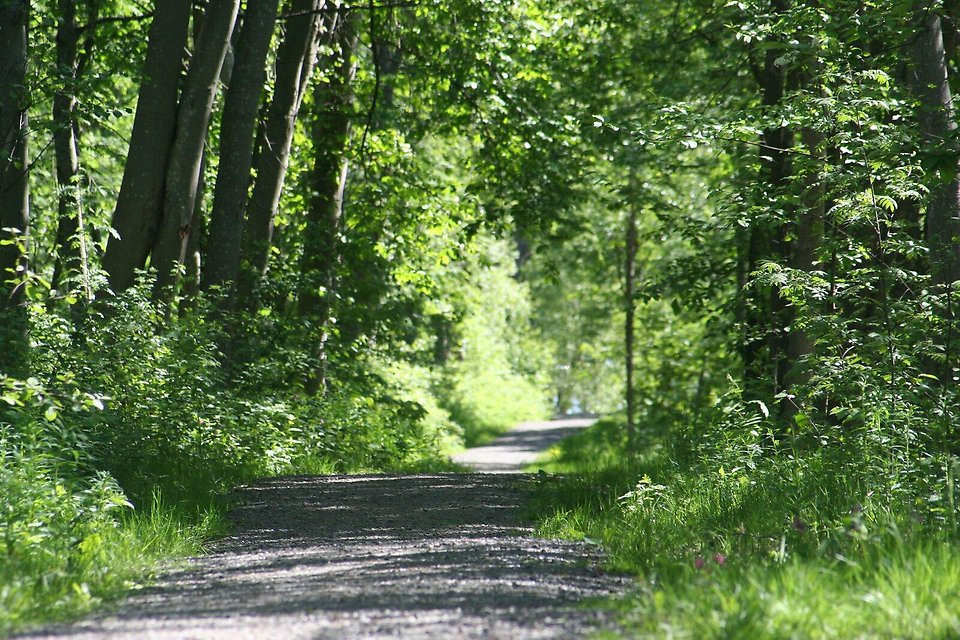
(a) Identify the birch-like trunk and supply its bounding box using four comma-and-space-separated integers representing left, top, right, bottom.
911, 6, 960, 286
51, 0, 90, 301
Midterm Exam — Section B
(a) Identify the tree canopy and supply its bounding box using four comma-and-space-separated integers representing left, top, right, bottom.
4, 0, 960, 633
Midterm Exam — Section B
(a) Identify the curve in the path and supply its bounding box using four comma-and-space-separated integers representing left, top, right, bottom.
451, 416, 596, 473
16, 473, 628, 640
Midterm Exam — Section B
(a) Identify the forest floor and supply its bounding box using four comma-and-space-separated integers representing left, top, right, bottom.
16, 417, 629, 639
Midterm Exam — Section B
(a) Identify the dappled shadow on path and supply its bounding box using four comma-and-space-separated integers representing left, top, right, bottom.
20, 474, 629, 640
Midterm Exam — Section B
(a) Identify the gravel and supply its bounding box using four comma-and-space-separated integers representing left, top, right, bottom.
17, 418, 630, 639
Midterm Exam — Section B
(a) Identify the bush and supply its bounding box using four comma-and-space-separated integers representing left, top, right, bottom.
0, 376, 131, 633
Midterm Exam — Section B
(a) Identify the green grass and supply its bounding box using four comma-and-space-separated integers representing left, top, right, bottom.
527, 416, 960, 639
0, 494, 224, 637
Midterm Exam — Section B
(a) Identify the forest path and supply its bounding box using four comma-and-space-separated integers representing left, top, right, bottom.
451, 416, 597, 472
18, 420, 628, 639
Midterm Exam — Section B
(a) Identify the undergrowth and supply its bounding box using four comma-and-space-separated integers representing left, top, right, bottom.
529, 408, 960, 639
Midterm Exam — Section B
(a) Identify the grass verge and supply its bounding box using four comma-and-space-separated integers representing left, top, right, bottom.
1, 493, 224, 637
527, 416, 960, 639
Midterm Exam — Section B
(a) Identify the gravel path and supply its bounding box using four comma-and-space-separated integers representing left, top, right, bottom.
451, 417, 597, 472
18, 418, 628, 639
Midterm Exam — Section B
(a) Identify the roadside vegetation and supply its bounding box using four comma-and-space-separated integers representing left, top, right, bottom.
530, 410, 960, 639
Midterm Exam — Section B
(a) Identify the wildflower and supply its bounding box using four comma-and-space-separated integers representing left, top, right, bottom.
694, 556, 706, 570
713, 553, 727, 566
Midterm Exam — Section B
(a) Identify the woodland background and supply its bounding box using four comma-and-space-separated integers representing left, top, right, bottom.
3, 0, 960, 636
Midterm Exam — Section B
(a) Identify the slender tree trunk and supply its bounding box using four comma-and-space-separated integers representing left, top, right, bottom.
203, 0, 281, 294
910, 5, 960, 394
51, 0, 90, 301
0, 0, 30, 375
624, 175, 639, 453
101, 2, 190, 293
742, 3, 794, 400
237, 0, 325, 308
785, 129, 824, 386
151, 0, 240, 297
299, 8, 358, 395
183, 143, 208, 305
911, 6, 960, 286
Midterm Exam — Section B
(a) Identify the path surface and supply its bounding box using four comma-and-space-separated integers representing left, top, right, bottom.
451, 416, 596, 472
18, 419, 626, 639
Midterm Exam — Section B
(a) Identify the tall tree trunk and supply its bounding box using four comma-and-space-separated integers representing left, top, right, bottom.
151, 0, 240, 297
742, 3, 794, 401
0, 0, 30, 375
624, 182, 639, 453
785, 129, 824, 386
237, 0, 325, 308
911, 4, 960, 393
911, 5, 960, 286
51, 0, 90, 302
183, 138, 209, 305
203, 0, 281, 295
299, 8, 358, 395
102, 2, 191, 293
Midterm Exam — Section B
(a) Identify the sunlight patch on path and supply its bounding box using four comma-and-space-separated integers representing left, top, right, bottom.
450, 416, 597, 472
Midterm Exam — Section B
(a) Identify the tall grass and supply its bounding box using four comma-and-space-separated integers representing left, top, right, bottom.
528, 416, 960, 639
0, 492, 221, 636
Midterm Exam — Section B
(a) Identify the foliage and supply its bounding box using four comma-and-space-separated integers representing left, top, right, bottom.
0, 375, 217, 634
529, 410, 960, 638
8, 0, 960, 633
433, 236, 551, 446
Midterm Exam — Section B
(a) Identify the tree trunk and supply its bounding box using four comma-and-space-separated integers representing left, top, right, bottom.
742, 4, 794, 400
785, 129, 824, 386
0, 0, 30, 375
624, 187, 639, 453
151, 0, 240, 297
51, 0, 90, 302
102, 1, 191, 293
299, 8, 358, 395
911, 6, 960, 286
183, 160, 206, 305
203, 0, 281, 295
237, 0, 325, 308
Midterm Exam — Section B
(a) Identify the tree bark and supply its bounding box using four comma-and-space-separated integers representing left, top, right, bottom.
151, 0, 240, 297
911, 6, 960, 286
0, 0, 30, 374
51, 0, 90, 301
299, 8, 358, 395
102, 1, 191, 293
237, 0, 325, 308
203, 0, 281, 294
